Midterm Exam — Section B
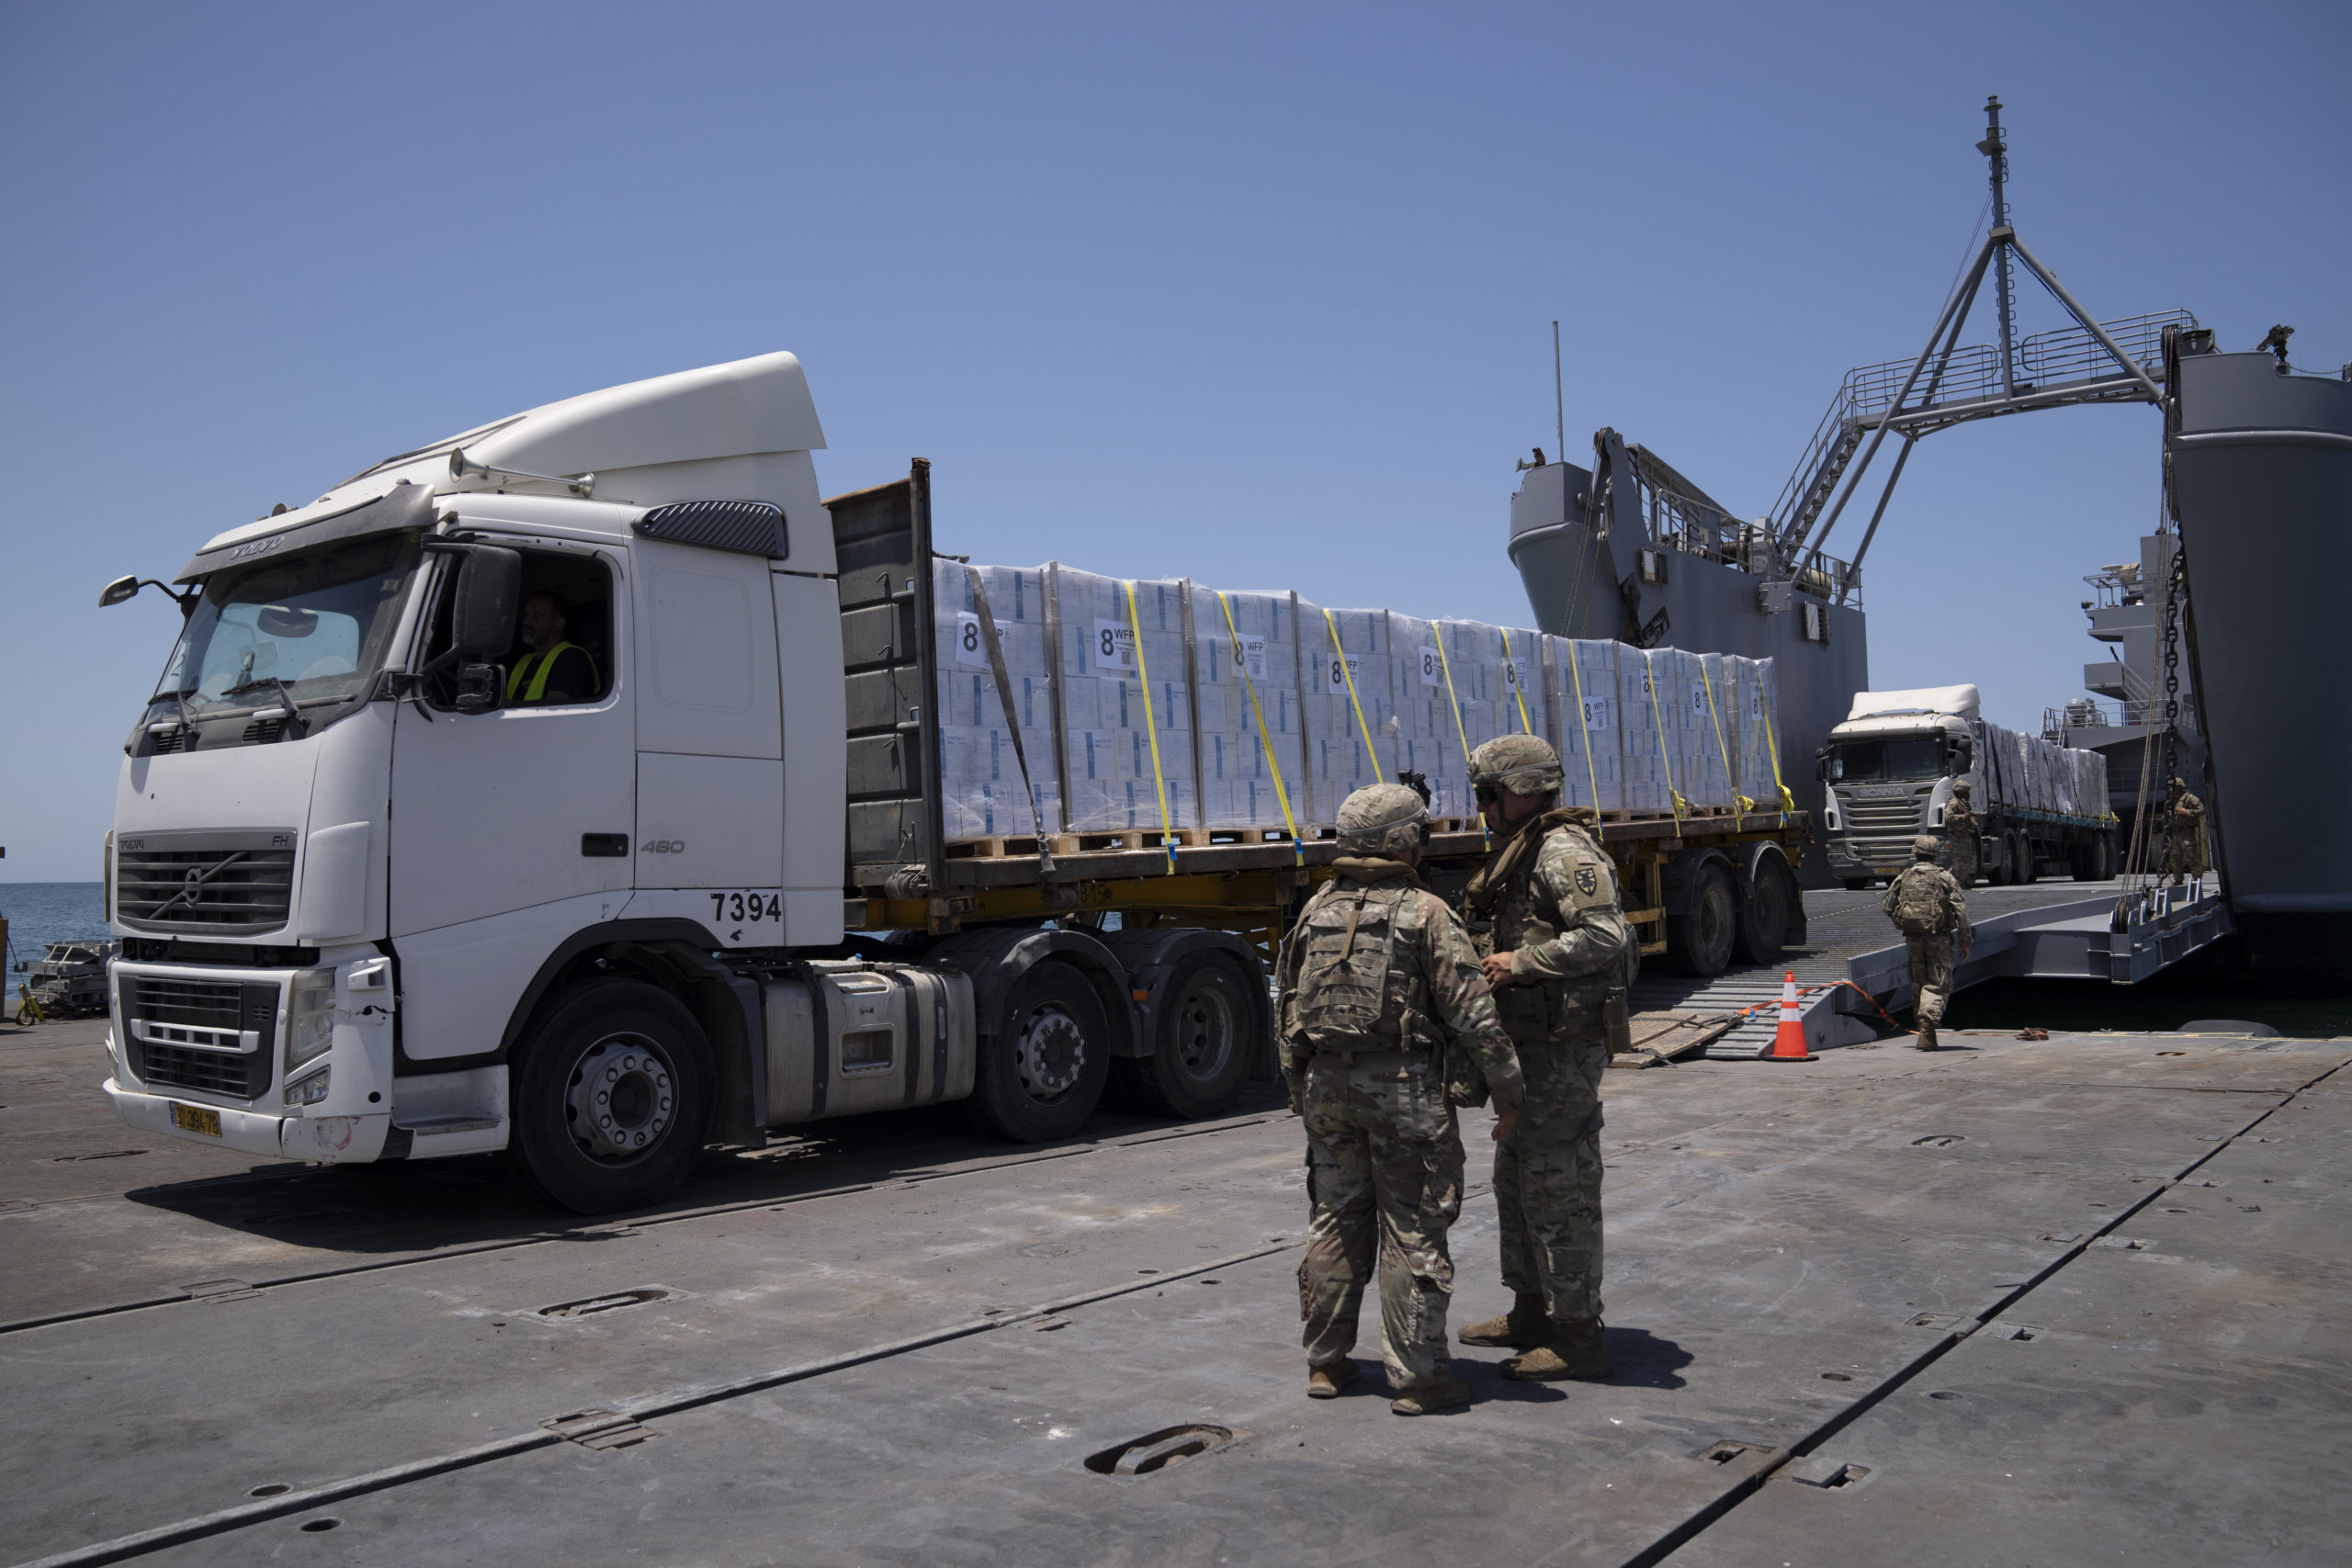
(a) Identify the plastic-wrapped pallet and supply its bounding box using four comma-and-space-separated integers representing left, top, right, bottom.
1386, 612, 1475, 819
1304, 605, 1394, 818
1187, 585, 1311, 833
1435, 619, 1545, 761
933, 559, 1060, 838
1544, 637, 1623, 814
1682, 651, 1738, 811
1732, 656, 1786, 812
1617, 648, 1679, 815
1048, 567, 1198, 834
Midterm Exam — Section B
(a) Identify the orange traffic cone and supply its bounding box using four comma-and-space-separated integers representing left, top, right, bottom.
1765, 970, 1815, 1062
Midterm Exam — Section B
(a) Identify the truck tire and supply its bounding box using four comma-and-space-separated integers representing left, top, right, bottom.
2012, 831, 2037, 885
967, 961, 1112, 1143
2093, 831, 2116, 881
1840, 876, 1874, 892
1733, 849, 1798, 967
508, 978, 715, 1215
1127, 952, 1256, 1119
1668, 860, 1736, 977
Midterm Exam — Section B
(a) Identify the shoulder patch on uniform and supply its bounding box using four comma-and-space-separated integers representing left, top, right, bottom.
1575, 865, 1598, 897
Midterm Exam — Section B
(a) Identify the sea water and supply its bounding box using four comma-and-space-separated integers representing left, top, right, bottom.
0, 883, 108, 970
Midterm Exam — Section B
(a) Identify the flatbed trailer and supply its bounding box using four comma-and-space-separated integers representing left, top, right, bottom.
96, 354, 1810, 1214
839, 462, 1812, 977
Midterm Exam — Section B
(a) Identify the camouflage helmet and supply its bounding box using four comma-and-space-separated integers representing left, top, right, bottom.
1336, 782, 1430, 857
1468, 733, 1565, 796
1913, 835, 1940, 859
1951, 778, 1972, 797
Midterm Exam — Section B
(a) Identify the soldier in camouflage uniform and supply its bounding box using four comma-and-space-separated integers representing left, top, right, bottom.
1279, 783, 1527, 1416
2167, 779, 2209, 886
1945, 778, 1980, 888
1883, 835, 1972, 1051
1453, 735, 1634, 1382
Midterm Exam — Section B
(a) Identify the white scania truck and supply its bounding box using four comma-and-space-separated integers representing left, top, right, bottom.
1816, 684, 2116, 888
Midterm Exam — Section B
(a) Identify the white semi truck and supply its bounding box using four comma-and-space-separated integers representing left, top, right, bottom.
1816, 684, 2116, 889
96, 353, 1808, 1213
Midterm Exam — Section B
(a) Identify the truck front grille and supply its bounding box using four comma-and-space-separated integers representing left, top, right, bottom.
114, 830, 298, 934
138, 1042, 269, 1098
120, 975, 279, 1102
125, 976, 248, 1030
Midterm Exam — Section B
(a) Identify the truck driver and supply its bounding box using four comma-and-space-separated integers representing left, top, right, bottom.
506, 592, 598, 705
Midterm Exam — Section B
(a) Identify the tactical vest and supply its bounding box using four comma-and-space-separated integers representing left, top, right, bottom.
1890, 864, 1954, 935
1477, 820, 1615, 1041
1290, 881, 1423, 1058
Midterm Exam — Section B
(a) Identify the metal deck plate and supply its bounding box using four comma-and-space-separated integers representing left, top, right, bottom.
5, 1019, 2345, 1566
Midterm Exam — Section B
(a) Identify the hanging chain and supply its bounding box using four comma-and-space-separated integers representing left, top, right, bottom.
2152, 536, 2188, 876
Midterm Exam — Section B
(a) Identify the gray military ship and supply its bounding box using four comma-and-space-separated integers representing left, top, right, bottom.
2052, 527, 2206, 835
2166, 333, 2352, 972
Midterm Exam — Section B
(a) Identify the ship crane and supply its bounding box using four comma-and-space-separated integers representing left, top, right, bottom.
1770, 96, 2199, 605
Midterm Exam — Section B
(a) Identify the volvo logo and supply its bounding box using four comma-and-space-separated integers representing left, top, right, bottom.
641, 840, 687, 854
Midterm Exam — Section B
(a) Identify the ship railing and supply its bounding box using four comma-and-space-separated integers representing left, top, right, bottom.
1767, 310, 2199, 547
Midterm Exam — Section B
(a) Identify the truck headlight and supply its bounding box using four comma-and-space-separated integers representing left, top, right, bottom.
284, 1065, 331, 1107
287, 970, 335, 1071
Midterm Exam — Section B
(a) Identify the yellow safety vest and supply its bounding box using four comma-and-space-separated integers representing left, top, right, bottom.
505, 640, 598, 704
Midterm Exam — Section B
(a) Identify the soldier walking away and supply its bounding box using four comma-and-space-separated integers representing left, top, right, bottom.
1945, 778, 1981, 888
1883, 835, 1972, 1051
2166, 778, 2209, 889
1453, 735, 1634, 1382
1279, 783, 1526, 1416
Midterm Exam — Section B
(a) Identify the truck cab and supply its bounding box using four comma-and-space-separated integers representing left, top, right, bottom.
1817, 685, 1977, 887
97, 353, 1279, 1213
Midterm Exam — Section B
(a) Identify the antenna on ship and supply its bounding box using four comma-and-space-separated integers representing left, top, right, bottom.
1767, 97, 2191, 604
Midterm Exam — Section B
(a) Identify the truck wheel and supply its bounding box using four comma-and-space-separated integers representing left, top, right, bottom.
2012, 832, 2037, 885
508, 978, 714, 1215
1128, 952, 1256, 1119
967, 962, 1111, 1143
2094, 832, 2116, 881
1839, 876, 1874, 892
1668, 861, 1736, 977
1733, 851, 1797, 967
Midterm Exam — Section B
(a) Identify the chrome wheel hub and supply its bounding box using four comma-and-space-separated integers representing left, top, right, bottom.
564, 1035, 676, 1161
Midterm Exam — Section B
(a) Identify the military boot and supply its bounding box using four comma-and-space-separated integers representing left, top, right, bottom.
1306, 1359, 1361, 1400
1916, 1021, 1939, 1052
1457, 1292, 1549, 1348
1502, 1316, 1614, 1382
1389, 1373, 1473, 1416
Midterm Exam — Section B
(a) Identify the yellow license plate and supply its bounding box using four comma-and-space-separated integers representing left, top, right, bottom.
170, 1103, 222, 1137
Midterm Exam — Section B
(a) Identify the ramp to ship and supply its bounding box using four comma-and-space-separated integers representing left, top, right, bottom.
1846, 880, 2233, 1019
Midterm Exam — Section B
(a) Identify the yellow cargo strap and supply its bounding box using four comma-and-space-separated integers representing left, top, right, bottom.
1562, 640, 1604, 822
1322, 608, 1382, 781
1700, 660, 1754, 816
1430, 626, 1489, 850
1643, 649, 1687, 826
1498, 627, 1535, 736
1125, 582, 1179, 873
1760, 682, 1794, 823
1215, 591, 1305, 864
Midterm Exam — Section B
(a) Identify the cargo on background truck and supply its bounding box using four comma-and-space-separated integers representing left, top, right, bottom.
95, 353, 1810, 1213
1818, 684, 2116, 888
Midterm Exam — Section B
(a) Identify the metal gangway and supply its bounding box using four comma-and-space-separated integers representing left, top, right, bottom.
1845, 878, 2233, 1021
1760, 97, 2197, 606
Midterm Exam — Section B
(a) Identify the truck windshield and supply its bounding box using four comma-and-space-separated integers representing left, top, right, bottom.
1826, 737, 1943, 783
151, 532, 419, 718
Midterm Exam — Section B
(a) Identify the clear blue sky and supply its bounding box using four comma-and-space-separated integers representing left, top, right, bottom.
2, 0, 2344, 878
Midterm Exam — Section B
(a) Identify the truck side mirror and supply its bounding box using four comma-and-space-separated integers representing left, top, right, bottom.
99, 575, 141, 607
451, 547, 521, 660
1815, 749, 1828, 782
